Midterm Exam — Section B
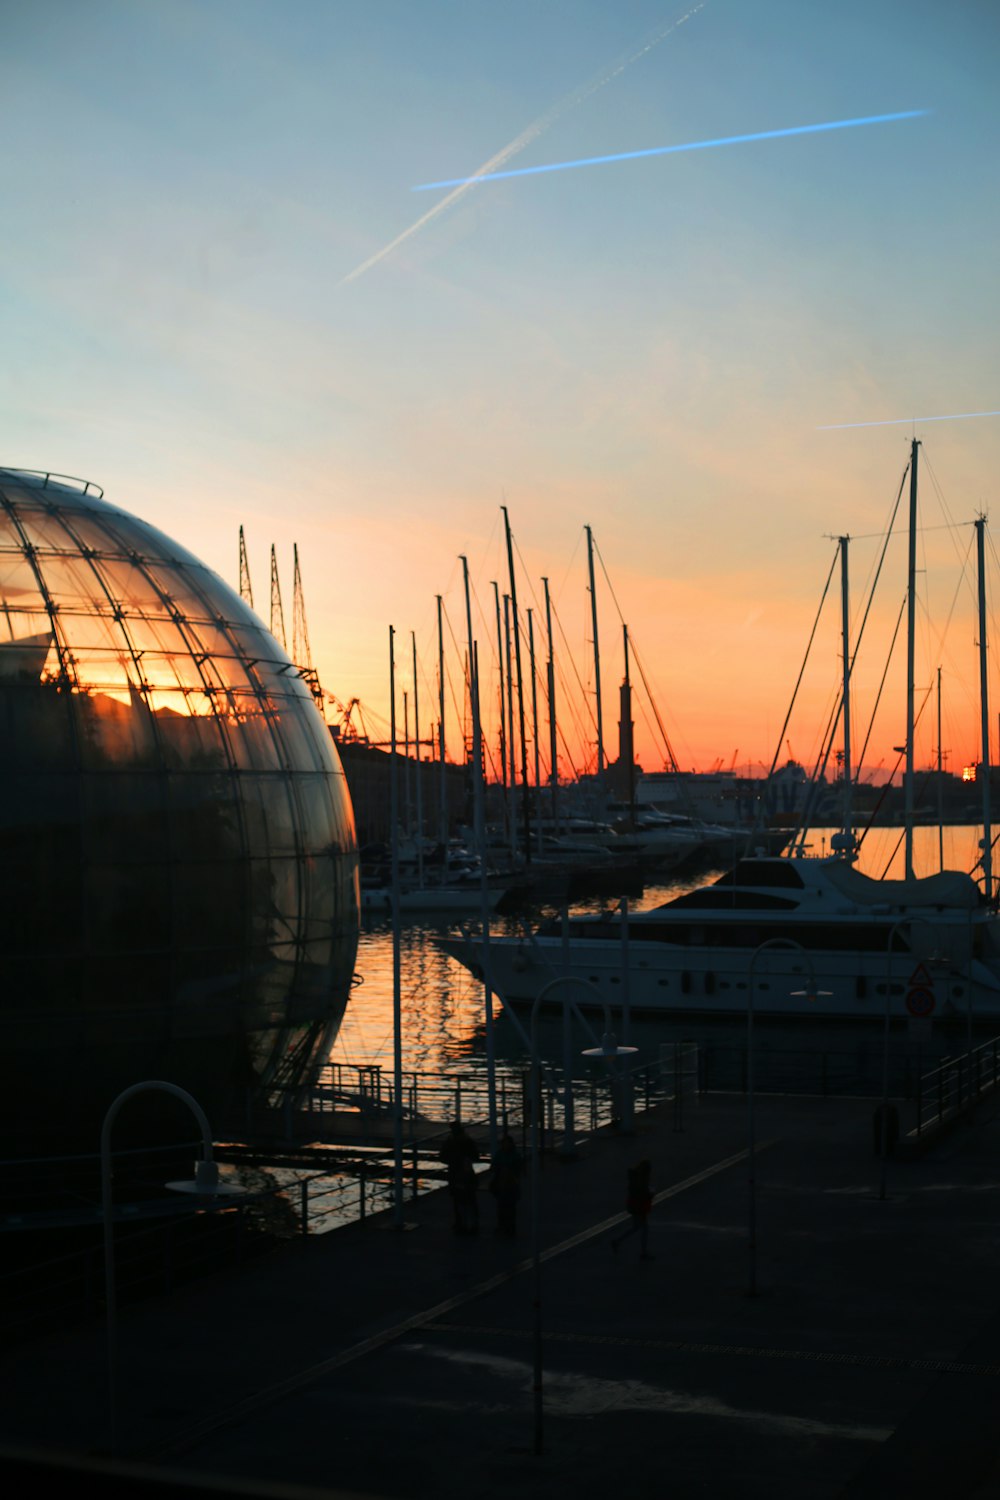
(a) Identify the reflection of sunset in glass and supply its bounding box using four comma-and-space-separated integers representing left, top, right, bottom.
0, 468, 359, 1152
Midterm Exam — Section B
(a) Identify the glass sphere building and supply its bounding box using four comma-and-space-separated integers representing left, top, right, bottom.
0, 468, 359, 1155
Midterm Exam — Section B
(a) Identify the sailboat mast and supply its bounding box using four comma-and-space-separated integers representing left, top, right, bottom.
461, 557, 484, 855
460, 556, 498, 1152
388, 625, 404, 1224
623, 624, 636, 823
977, 515, 993, 901
412, 631, 423, 887
904, 440, 920, 880
528, 607, 542, 854
586, 525, 605, 786
543, 576, 559, 830
937, 666, 945, 872
492, 581, 507, 806
437, 595, 447, 847
503, 593, 516, 860
839, 535, 853, 851
403, 690, 410, 839
502, 506, 532, 861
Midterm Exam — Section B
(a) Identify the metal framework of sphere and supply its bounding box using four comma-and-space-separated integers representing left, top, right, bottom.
0, 468, 359, 1154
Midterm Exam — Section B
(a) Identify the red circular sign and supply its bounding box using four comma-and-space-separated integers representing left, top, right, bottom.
906, 987, 936, 1018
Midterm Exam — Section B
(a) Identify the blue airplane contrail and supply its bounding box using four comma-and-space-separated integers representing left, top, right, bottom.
412, 109, 929, 191
818, 410, 1000, 431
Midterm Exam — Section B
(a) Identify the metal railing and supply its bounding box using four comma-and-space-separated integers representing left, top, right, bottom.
289, 1048, 697, 1140
915, 1036, 1000, 1136
696, 1041, 925, 1100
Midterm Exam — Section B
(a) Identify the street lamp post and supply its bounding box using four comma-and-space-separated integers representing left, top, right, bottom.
879, 923, 903, 1201
746, 939, 825, 1297
878, 918, 931, 1200
620, 895, 634, 1133
528, 977, 635, 1457
101, 1080, 241, 1454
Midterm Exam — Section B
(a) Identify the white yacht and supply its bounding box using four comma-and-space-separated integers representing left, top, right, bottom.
441, 854, 1000, 1022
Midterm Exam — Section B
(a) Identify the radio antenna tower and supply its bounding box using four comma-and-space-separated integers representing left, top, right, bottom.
292, 544, 325, 709
269, 545, 287, 649
238, 526, 254, 608
292, 544, 312, 671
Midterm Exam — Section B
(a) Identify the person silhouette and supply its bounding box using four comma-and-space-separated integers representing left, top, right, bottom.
489, 1132, 523, 1236
439, 1121, 479, 1234
611, 1159, 653, 1259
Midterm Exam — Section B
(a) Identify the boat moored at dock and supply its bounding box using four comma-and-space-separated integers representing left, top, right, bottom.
441, 854, 1000, 1023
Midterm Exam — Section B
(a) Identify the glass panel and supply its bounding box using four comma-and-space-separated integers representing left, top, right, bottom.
154, 563, 227, 623
36, 552, 109, 611
240, 773, 301, 855
329, 770, 358, 849
0, 549, 46, 612
172, 859, 248, 950
0, 613, 54, 652
218, 592, 269, 635
78, 952, 171, 1010
291, 774, 335, 848
89, 556, 175, 618
86, 508, 205, 570
150, 694, 229, 768
86, 861, 172, 951
195, 646, 257, 696
222, 692, 284, 771
0, 509, 34, 550
76, 688, 160, 767
301, 854, 335, 968
166, 770, 244, 859
61, 651, 132, 696
225, 623, 290, 665
53, 611, 126, 653
251, 660, 304, 701
136, 648, 212, 696
0, 771, 82, 950
125, 615, 197, 658
16, 509, 90, 552
267, 856, 302, 945
0, 623, 57, 684
81, 772, 168, 862
268, 703, 326, 774
0, 680, 77, 768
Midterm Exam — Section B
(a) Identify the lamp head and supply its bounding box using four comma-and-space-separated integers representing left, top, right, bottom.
166, 1159, 246, 1197
581, 1031, 639, 1059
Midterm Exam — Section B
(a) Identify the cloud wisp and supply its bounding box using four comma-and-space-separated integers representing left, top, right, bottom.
412, 109, 929, 190
818, 408, 1000, 431
338, 2, 706, 286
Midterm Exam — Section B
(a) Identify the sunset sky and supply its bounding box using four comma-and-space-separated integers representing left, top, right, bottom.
3, 0, 999, 785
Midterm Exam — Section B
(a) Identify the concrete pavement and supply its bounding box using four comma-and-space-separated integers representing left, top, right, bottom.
4, 1087, 1000, 1498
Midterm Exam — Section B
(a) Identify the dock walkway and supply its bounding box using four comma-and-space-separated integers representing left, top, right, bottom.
3, 1088, 1000, 1499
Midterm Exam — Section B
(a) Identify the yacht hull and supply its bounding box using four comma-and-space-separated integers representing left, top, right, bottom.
441, 856, 1000, 1023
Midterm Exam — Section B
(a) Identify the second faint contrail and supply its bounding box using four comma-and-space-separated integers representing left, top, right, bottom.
339, 2, 706, 286
818, 409, 1000, 431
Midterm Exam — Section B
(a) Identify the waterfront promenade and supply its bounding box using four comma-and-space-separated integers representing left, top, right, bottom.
3, 1087, 1000, 1499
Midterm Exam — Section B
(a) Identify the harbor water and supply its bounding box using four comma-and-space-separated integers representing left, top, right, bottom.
331, 824, 994, 1101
